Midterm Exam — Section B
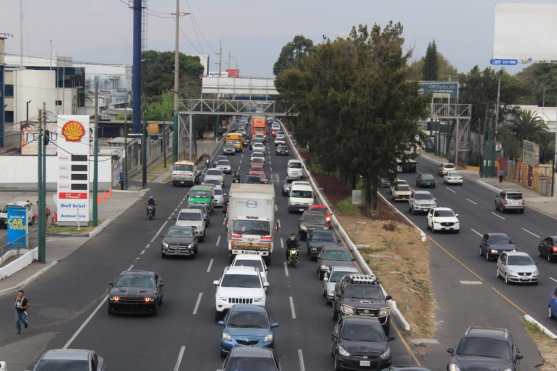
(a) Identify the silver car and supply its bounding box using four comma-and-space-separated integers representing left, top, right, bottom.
33, 349, 104, 371
322, 266, 359, 304
212, 186, 226, 208
497, 251, 538, 284
216, 159, 232, 174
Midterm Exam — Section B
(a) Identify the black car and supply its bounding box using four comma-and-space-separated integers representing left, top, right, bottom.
415, 173, 436, 188
108, 270, 164, 315
333, 274, 392, 334
275, 144, 289, 156
161, 226, 198, 258
332, 316, 393, 371
306, 229, 339, 260
538, 236, 557, 262
298, 210, 329, 241
447, 327, 522, 371
317, 246, 355, 280
480, 233, 516, 261
223, 347, 280, 371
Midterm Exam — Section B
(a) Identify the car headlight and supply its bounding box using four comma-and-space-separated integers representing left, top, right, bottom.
300, 225, 308, 231
264, 334, 273, 342
320, 265, 330, 272
144, 297, 155, 303
222, 332, 232, 341
379, 308, 390, 317
340, 304, 354, 315
448, 364, 461, 371
162, 242, 169, 248
254, 297, 265, 303
217, 296, 227, 301
380, 347, 391, 359
490, 249, 498, 254
337, 345, 350, 357
109, 296, 120, 302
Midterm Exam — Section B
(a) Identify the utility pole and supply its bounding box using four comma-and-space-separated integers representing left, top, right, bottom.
123, 98, 129, 189
455, 83, 460, 166
92, 78, 99, 226
37, 103, 46, 263
494, 73, 501, 141
19, 0, 23, 68
172, 1, 189, 164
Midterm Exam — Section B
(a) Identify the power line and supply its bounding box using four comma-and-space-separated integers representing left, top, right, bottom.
183, 0, 215, 54
179, 25, 203, 55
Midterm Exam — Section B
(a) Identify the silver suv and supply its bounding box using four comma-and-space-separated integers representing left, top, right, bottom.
408, 190, 437, 214
495, 190, 524, 214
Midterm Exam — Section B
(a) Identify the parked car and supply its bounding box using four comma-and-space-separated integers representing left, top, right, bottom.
438, 162, 456, 176
426, 207, 460, 233
447, 327, 522, 371
497, 251, 538, 284
390, 183, 411, 202
317, 246, 355, 280
480, 233, 515, 261
408, 190, 437, 214
443, 171, 463, 185
218, 304, 278, 357
223, 347, 280, 371
322, 265, 359, 304
306, 229, 340, 260
32, 349, 104, 371
107, 270, 164, 315
538, 236, 557, 262
331, 316, 393, 370
495, 190, 525, 213
161, 226, 198, 258
415, 173, 436, 188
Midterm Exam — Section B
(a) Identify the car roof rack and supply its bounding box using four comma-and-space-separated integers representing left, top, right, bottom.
346, 273, 377, 284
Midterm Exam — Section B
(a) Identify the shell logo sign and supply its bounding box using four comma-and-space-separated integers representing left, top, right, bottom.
61, 120, 86, 142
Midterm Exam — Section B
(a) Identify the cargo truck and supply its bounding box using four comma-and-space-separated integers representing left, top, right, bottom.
250, 116, 267, 138
227, 183, 275, 264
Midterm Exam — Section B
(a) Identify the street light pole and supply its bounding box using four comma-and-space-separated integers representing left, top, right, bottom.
124, 100, 128, 189
37, 103, 46, 263
92, 78, 99, 226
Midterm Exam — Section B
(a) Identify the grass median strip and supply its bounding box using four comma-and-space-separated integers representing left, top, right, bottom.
523, 319, 557, 370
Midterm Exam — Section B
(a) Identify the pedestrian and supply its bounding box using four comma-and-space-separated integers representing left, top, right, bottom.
119, 172, 125, 190
15, 290, 29, 335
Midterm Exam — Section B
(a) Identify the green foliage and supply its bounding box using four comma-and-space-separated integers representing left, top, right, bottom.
276, 22, 426, 209
144, 92, 173, 121
422, 41, 439, 81
499, 108, 551, 161
408, 53, 458, 81
273, 35, 314, 76
516, 63, 557, 106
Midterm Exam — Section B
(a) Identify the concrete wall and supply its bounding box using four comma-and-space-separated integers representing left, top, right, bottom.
0, 155, 112, 191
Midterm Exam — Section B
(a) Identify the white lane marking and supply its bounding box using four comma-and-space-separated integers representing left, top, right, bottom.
298, 349, 306, 371
550, 277, 557, 284
206, 258, 214, 273
216, 235, 221, 247
289, 296, 297, 319
470, 228, 483, 237
466, 198, 478, 205
127, 264, 134, 271
173, 345, 186, 371
151, 220, 168, 243
460, 280, 483, 285
277, 219, 281, 229
522, 228, 540, 239
193, 292, 203, 315
490, 212, 506, 221
445, 187, 456, 194
284, 261, 290, 277
139, 249, 145, 256
63, 294, 108, 349
280, 237, 284, 249
275, 204, 278, 212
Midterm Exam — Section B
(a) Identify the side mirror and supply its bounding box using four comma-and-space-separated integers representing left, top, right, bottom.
447, 347, 455, 355
263, 282, 270, 288
213, 280, 220, 286
108, 282, 113, 287
217, 320, 225, 327
455, 214, 460, 217
159, 282, 165, 287
271, 322, 279, 328
516, 353, 523, 360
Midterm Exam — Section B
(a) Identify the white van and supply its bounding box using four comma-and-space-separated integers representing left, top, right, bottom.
287, 160, 304, 180
288, 181, 314, 213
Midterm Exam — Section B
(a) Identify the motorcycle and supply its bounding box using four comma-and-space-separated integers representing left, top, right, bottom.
287, 248, 300, 267
146, 205, 155, 220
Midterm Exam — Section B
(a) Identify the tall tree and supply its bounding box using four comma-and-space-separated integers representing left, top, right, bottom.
408, 53, 458, 81
422, 41, 439, 81
273, 35, 314, 76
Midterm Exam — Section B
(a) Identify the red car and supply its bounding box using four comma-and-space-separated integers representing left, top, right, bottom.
250, 161, 265, 171
248, 170, 269, 184
308, 204, 332, 226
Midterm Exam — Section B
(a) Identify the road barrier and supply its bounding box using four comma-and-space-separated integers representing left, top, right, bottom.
282, 125, 412, 332
0, 247, 37, 281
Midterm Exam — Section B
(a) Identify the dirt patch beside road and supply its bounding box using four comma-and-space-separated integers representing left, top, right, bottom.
524, 321, 557, 370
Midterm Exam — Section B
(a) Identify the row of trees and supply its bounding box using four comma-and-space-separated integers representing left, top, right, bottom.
275, 23, 426, 209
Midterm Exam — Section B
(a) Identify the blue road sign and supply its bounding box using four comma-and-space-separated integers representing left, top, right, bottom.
490, 58, 518, 66
7, 205, 28, 249
418, 81, 459, 98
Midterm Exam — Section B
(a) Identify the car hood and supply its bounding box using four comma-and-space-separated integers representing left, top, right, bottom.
176, 220, 203, 228
432, 216, 459, 223
414, 199, 436, 205
341, 339, 388, 356
226, 327, 271, 339
217, 287, 265, 297
451, 355, 512, 370
110, 287, 155, 297
507, 265, 538, 274
163, 236, 195, 245
489, 243, 515, 251
308, 241, 338, 249
343, 297, 387, 308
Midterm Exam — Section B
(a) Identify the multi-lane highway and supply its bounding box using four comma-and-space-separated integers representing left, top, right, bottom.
0, 122, 419, 370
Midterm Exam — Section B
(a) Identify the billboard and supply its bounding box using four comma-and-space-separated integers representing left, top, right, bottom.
418, 81, 459, 99
522, 140, 540, 166
494, 3, 557, 63
6, 205, 28, 249
20, 122, 58, 155
56, 115, 90, 224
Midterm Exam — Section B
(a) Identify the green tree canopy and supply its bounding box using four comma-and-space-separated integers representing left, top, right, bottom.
273, 35, 314, 76
407, 53, 458, 81
422, 41, 439, 81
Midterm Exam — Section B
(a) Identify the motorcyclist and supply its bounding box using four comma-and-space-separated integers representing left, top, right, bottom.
286, 233, 300, 260
147, 196, 156, 217
233, 171, 240, 183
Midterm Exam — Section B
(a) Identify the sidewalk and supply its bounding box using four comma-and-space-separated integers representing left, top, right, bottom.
420, 152, 557, 219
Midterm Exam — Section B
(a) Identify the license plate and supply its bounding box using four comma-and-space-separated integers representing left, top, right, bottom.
359, 360, 371, 367
299, 208, 304, 212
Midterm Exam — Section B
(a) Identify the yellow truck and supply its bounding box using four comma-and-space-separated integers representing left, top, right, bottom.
225, 132, 244, 152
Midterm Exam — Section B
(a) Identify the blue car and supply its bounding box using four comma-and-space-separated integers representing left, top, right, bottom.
218, 304, 279, 358
549, 287, 557, 319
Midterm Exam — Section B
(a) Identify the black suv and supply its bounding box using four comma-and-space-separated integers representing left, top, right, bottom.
447, 326, 522, 371
333, 274, 392, 334
331, 316, 393, 371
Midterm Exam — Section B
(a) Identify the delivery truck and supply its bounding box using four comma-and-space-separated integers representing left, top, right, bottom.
227, 183, 275, 264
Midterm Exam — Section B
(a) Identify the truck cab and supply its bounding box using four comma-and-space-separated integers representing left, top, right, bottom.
171, 161, 198, 186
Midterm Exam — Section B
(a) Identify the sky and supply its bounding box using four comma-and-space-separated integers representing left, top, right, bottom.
0, 0, 553, 77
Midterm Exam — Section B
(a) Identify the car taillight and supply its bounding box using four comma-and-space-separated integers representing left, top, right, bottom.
325, 216, 331, 222
261, 235, 273, 241
552, 246, 557, 253
231, 233, 242, 240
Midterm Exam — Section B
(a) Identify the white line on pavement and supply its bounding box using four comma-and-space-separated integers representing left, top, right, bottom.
470, 228, 483, 237
173, 345, 186, 371
522, 228, 540, 239
284, 261, 289, 277
277, 219, 281, 229
460, 280, 483, 285
193, 292, 203, 315
63, 294, 108, 349
206, 258, 214, 273
216, 235, 221, 247
298, 349, 306, 371
466, 198, 478, 205
289, 296, 297, 319
550, 277, 557, 284
151, 220, 168, 243
127, 264, 134, 271
490, 212, 506, 221
139, 250, 145, 256
280, 238, 284, 249
445, 187, 456, 194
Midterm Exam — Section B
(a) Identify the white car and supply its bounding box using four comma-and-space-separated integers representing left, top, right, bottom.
176, 208, 207, 240
252, 143, 265, 152
213, 266, 268, 318
287, 160, 304, 180
391, 183, 411, 202
426, 207, 460, 233
322, 266, 359, 304
438, 162, 456, 176
250, 155, 266, 164
204, 168, 225, 184
215, 159, 232, 174
288, 181, 314, 213
408, 190, 437, 214
443, 171, 463, 185
231, 254, 269, 286
496, 251, 538, 285
212, 185, 225, 208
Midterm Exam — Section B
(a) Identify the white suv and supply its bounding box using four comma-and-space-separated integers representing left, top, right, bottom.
213, 266, 268, 318
287, 159, 304, 180
231, 254, 269, 286
176, 208, 207, 240
426, 207, 460, 233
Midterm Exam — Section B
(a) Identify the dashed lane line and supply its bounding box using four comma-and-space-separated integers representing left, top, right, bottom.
280, 237, 284, 249
283, 261, 289, 278
445, 187, 456, 194
193, 292, 203, 315
289, 296, 297, 319
297, 349, 306, 371
216, 235, 222, 247
63, 294, 108, 349
173, 345, 186, 371
206, 258, 214, 273
490, 211, 506, 221
466, 198, 478, 205
151, 220, 168, 243
522, 227, 540, 239
550, 277, 557, 284
470, 228, 483, 237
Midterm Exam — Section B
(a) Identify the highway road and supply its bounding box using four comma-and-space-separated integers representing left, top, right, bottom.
0, 125, 418, 370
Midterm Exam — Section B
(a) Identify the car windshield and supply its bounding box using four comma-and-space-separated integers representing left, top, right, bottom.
291, 190, 313, 198
217, 160, 230, 166
221, 274, 261, 288
178, 212, 202, 221
174, 164, 193, 171
34, 360, 90, 371
228, 311, 269, 328
435, 210, 455, 217
415, 193, 433, 200
206, 169, 222, 176
289, 162, 302, 169
329, 270, 353, 282
489, 235, 511, 244
396, 185, 410, 191
190, 191, 210, 198
320, 249, 352, 261
167, 227, 194, 238
444, 164, 455, 169
507, 193, 523, 200
225, 358, 277, 371
311, 231, 335, 242
456, 337, 511, 360
508, 256, 534, 266
344, 284, 384, 300
214, 189, 223, 196
302, 213, 325, 225
341, 322, 385, 342
116, 274, 155, 289
447, 171, 460, 177
232, 220, 271, 235
234, 259, 264, 271
203, 179, 220, 186
421, 174, 434, 180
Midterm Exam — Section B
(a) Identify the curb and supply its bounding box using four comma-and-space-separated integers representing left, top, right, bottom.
524, 314, 557, 340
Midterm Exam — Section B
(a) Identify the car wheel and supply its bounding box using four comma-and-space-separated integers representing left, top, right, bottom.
107, 305, 114, 315
333, 355, 342, 371
161, 252, 166, 259
520, 209, 525, 214
539, 248, 544, 258
549, 306, 554, 320
152, 304, 159, 316
333, 307, 339, 321
504, 272, 509, 285
215, 311, 223, 321
220, 350, 227, 359
383, 320, 391, 336
480, 247, 483, 257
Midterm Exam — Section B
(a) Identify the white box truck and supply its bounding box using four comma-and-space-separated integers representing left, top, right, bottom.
227, 184, 276, 264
